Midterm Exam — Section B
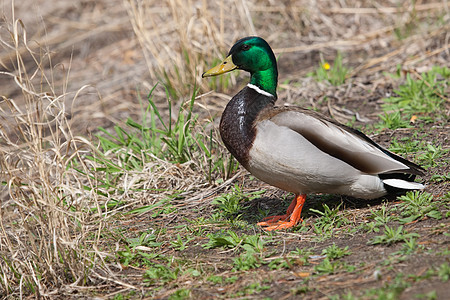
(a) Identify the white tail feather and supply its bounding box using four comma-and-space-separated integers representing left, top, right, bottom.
382, 178, 425, 190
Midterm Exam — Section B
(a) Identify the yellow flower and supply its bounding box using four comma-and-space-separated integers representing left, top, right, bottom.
322, 62, 331, 70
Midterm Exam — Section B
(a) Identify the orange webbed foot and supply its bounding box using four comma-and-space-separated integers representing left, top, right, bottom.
258, 214, 289, 224
258, 218, 303, 231
258, 194, 306, 231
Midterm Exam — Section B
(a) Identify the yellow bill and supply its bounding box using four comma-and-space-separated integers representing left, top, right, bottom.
202, 55, 237, 77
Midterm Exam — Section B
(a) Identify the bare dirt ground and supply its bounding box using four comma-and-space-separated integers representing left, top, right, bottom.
0, 0, 449, 299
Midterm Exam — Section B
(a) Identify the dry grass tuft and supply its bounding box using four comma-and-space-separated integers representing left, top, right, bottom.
0, 17, 105, 296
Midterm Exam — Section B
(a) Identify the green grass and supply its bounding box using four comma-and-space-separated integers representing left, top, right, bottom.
211, 184, 264, 222
387, 134, 447, 170
93, 83, 237, 184
366, 273, 411, 299
375, 111, 412, 130
388, 135, 421, 155
170, 234, 195, 251
383, 66, 449, 115
394, 191, 442, 224
233, 251, 262, 271
144, 263, 181, 284
322, 243, 351, 260
314, 258, 339, 274
376, 66, 449, 130
128, 195, 178, 216
366, 203, 394, 231
430, 172, 450, 183
417, 144, 448, 168
437, 262, 450, 282
309, 203, 351, 239
168, 288, 191, 300
398, 236, 423, 255
369, 225, 419, 246
203, 230, 267, 253
332, 262, 450, 300
117, 231, 163, 267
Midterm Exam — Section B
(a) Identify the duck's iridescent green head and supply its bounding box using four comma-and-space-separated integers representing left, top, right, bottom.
227, 37, 277, 75
203, 36, 278, 97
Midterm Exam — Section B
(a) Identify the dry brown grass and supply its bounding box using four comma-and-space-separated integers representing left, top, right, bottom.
0, 17, 102, 294
0, 15, 213, 296
0, 0, 449, 298
124, 0, 255, 96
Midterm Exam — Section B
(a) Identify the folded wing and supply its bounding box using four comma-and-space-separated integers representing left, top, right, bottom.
267, 108, 424, 176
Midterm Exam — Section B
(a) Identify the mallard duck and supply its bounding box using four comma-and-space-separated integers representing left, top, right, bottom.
202, 36, 425, 231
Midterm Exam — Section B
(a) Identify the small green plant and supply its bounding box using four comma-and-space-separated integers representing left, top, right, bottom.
117, 231, 162, 267
361, 273, 410, 299
233, 251, 262, 271
291, 285, 314, 295
370, 225, 419, 245
241, 234, 266, 253
437, 262, 450, 282
235, 281, 271, 296
329, 291, 358, 300
415, 290, 438, 300
225, 276, 239, 284
207, 275, 223, 284
310, 203, 350, 239
395, 191, 441, 224
308, 52, 350, 85
375, 111, 411, 130
322, 243, 351, 260
170, 234, 195, 251
290, 247, 313, 266
314, 258, 340, 274
203, 230, 243, 249
211, 185, 264, 221
127, 232, 163, 248
95, 84, 196, 166
362, 203, 399, 233
113, 291, 139, 300
430, 172, 450, 183
203, 230, 267, 253
398, 237, 423, 255
267, 257, 293, 270
389, 136, 421, 155
202, 231, 267, 272
169, 288, 191, 300
418, 144, 447, 168
144, 263, 181, 284
128, 195, 178, 216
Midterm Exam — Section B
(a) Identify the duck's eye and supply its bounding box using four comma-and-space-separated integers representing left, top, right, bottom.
241, 44, 250, 51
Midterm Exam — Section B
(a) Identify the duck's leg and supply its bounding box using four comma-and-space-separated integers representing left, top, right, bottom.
258, 196, 298, 223
257, 194, 306, 231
